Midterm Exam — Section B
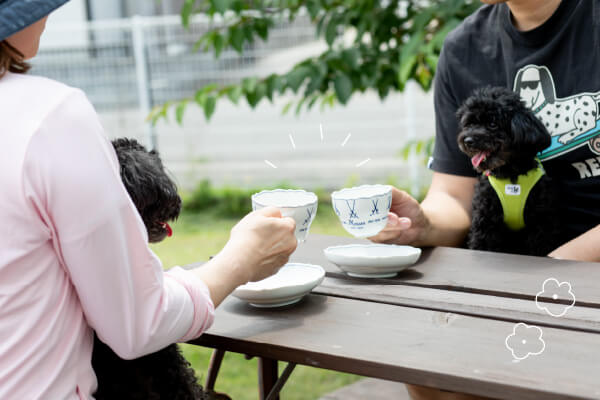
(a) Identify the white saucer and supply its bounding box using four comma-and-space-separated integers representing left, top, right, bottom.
323, 244, 421, 278
232, 263, 325, 307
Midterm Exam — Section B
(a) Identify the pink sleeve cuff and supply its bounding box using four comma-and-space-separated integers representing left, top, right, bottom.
164, 266, 215, 342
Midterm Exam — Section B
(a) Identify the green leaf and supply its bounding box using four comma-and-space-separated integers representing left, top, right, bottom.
243, 25, 255, 43
213, 33, 225, 58
246, 81, 266, 108
325, 16, 338, 46
212, 0, 229, 14
226, 85, 243, 104
265, 75, 280, 102
255, 19, 269, 41
399, 31, 424, 63
193, 35, 209, 52
198, 83, 218, 96
425, 54, 439, 74
341, 48, 360, 70
399, 140, 415, 160
266, 74, 284, 97
316, 15, 327, 37
334, 73, 353, 104
194, 91, 206, 106
286, 66, 311, 92
229, 26, 244, 52
175, 100, 188, 125
398, 54, 418, 87
203, 95, 217, 120
304, 64, 326, 96
181, 0, 195, 28
415, 140, 424, 155
416, 62, 433, 91
307, 93, 319, 110
295, 96, 307, 115
242, 77, 258, 93
151, 101, 171, 125
411, 9, 433, 33
282, 100, 294, 115
426, 137, 435, 157
306, 0, 320, 19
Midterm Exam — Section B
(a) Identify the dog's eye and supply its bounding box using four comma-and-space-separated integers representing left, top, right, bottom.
488, 122, 498, 129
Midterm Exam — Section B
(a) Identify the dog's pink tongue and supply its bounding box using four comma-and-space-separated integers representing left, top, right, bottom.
471, 152, 489, 168
164, 223, 173, 237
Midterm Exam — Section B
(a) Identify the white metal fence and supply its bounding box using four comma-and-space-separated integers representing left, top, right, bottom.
33, 14, 316, 111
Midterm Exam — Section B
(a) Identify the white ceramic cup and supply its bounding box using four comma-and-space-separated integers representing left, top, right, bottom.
331, 184, 392, 237
251, 189, 318, 242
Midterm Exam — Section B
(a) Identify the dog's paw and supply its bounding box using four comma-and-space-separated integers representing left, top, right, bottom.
558, 132, 576, 144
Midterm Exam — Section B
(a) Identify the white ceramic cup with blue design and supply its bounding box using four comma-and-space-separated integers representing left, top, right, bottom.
331, 185, 392, 238
251, 189, 318, 242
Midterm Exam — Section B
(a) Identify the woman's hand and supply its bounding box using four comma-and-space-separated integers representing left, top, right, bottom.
194, 207, 297, 307
222, 207, 298, 283
368, 187, 430, 246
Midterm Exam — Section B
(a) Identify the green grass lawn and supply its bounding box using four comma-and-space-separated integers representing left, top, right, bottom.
150, 205, 361, 399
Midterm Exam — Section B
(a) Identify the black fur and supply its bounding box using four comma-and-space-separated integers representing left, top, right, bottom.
112, 138, 181, 243
456, 87, 561, 256
92, 138, 227, 400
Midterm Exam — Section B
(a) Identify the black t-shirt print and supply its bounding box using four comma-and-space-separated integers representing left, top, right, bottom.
428, 0, 600, 244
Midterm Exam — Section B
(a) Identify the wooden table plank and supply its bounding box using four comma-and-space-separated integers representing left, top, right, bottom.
293, 234, 600, 306
314, 277, 600, 334
190, 295, 600, 400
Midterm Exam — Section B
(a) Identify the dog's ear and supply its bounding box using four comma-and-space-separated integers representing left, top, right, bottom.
455, 104, 467, 128
511, 110, 551, 155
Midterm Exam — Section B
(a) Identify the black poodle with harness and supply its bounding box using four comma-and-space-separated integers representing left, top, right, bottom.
92, 138, 228, 400
456, 86, 561, 256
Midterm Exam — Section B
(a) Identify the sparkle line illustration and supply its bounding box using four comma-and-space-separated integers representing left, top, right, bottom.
356, 158, 371, 167
264, 160, 278, 169
320, 123, 324, 142
342, 133, 351, 147
289, 133, 296, 149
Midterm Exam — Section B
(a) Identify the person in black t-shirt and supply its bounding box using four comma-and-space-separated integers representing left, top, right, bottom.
370, 1, 599, 398
371, 0, 600, 261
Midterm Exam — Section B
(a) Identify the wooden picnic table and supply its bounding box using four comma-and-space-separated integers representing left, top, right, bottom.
188, 234, 600, 400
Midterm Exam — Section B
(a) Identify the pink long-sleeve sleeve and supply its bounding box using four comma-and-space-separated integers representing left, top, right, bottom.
0, 73, 213, 400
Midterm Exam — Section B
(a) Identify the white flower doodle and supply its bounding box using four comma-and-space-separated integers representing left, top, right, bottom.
505, 323, 546, 361
535, 278, 576, 317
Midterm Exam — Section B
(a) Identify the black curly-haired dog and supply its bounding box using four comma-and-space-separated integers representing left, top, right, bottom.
456, 86, 561, 256
91, 138, 224, 400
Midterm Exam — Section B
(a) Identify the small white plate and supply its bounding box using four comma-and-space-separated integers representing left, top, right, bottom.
232, 263, 325, 307
324, 244, 421, 278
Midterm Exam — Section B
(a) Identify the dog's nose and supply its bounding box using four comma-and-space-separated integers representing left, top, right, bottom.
463, 136, 475, 147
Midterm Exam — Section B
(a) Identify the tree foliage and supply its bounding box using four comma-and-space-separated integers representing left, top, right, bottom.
150, 0, 480, 124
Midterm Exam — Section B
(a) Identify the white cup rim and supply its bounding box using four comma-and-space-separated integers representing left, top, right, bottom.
252, 189, 318, 208
331, 184, 392, 201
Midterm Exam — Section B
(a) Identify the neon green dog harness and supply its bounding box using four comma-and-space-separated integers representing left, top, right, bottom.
487, 163, 545, 231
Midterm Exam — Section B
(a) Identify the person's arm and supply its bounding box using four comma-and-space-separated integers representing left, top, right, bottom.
23, 90, 212, 358
548, 225, 600, 262
419, 172, 476, 247
371, 39, 478, 248
24, 90, 296, 359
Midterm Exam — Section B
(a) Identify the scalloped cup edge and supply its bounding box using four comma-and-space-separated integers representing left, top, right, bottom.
331, 184, 392, 200
252, 189, 318, 208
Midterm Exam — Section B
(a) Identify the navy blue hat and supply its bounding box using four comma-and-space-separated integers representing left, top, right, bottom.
0, 0, 70, 42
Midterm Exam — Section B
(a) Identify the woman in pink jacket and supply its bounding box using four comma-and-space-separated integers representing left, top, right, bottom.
0, 1, 297, 399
